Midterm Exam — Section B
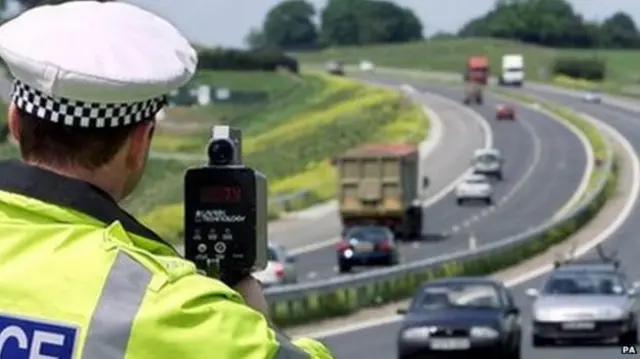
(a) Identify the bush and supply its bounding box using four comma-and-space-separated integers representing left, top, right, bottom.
197, 48, 299, 73
551, 57, 606, 81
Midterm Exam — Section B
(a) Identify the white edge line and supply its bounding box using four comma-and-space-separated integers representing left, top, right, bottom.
289, 87, 493, 255
302, 116, 640, 340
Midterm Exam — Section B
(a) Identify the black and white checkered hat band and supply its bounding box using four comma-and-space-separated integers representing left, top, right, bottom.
11, 80, 167, 128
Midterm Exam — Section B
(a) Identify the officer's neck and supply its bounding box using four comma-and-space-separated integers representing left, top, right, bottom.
25, 160, 124, 202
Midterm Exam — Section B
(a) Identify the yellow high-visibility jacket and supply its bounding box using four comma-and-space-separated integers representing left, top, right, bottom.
0, 160, 334, 359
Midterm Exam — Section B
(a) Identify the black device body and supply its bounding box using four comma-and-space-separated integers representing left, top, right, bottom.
184, 166, 258, 272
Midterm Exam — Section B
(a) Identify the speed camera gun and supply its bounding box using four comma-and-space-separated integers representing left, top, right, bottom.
183, 126, 268, 275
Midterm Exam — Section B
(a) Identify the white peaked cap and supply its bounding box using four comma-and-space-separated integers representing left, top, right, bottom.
0, 1, 198, 128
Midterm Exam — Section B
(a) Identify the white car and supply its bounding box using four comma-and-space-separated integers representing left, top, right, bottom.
360, 60, 375, 72
582, 91, 601, 103
252, 243, 297, 287
472, 148, 504, 180
456, 174, 493, 206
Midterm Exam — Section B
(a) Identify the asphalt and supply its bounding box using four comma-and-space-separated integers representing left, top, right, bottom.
316, 78, 640, 359
291, 84, 587, 283
267, 90, 487, 253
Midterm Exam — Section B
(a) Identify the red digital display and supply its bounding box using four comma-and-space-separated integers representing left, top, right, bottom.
200, 186, 242, 203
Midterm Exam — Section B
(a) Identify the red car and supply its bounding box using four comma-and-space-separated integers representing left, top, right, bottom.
496, 104, 515, 120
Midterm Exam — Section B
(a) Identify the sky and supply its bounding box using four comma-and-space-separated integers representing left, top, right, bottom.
121, 0, 640, 48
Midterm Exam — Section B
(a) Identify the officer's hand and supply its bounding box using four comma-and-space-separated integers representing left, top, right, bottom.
233, 275, 271, 319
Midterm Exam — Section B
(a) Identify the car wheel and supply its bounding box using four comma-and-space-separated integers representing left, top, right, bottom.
485, 197, 492, 205
620, 328, 638, 345
456, 198, 464, 206
508, 346, 521, 359
338, 262, 352, 273
495, 172, 503, 181
532, 335, 552, 347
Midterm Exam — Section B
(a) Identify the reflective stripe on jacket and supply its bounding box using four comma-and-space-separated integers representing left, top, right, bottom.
0, 160, 334, 359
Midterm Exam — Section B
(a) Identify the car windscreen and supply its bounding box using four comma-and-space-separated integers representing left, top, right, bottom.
474, 154, 498, 164
345, 227, 389, 242
465, 177, 487, 185
542, 270, 626, 295
410, 283, 502, 310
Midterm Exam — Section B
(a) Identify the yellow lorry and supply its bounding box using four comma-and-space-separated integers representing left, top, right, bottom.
334, 144, 428, 240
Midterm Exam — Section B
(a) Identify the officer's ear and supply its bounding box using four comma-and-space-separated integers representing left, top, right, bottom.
7, 103, 20, 143
125, 119, 155, 169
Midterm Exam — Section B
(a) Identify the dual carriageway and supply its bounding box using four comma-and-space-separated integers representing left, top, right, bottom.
267, 75, 640, 358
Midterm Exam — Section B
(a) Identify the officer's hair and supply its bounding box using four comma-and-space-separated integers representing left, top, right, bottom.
16, 108, 154, 170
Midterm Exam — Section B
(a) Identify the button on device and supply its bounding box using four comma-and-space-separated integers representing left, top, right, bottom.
197, 243, 207, 253
214, 241, 227, 254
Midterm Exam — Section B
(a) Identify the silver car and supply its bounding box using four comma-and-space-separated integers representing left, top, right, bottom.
252, 243, 297, 287
472, 148, 503, 180
526, 262, 640, 346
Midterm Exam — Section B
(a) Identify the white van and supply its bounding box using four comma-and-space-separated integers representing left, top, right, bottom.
499, 54, 524, 87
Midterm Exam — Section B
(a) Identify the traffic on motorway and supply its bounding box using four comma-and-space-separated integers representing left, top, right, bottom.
257, 84, 588, 286
321, 247, 640, 359
306, 57, 640, 359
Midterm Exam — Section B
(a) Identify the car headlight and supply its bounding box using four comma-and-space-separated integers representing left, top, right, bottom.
600, 307, 625, 319
470, 326, 499, 339
534, 308, 552, 321
402, 327, 431, 340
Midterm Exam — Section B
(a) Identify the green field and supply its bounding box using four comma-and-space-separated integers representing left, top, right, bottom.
293, 37, 640, 93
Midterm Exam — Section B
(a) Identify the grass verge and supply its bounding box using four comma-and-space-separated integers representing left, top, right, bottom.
293, 37, 640, 97
267, 100, 616, 328
137, 73, 429, 246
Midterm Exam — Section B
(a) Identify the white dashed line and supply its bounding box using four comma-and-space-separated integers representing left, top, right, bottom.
307, 271, 318, 279
451, 226, 460, 233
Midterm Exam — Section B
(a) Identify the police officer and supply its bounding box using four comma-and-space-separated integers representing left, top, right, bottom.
0, 2, 334, 358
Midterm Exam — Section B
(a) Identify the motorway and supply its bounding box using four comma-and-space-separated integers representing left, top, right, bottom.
267, 91, 484, 254
315, 78, 640, 359
290, 85, 587, 282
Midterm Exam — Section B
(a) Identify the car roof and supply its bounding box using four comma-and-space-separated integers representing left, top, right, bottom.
419, 276, 501, 288
465, 174, 488, 181
553, 263, 619, 273
474, 148, 500, 156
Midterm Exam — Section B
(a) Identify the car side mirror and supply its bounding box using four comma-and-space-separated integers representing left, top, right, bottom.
396, 308, 408, 315
525, 288, 539, 298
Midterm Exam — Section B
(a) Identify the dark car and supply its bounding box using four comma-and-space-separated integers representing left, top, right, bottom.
396, 277, 521, 359
336, 225, 400, 273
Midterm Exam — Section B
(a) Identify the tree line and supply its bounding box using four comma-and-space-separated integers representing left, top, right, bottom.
249, 0, 640, 50
459, 0, 640, 49
245, 0, 424, 50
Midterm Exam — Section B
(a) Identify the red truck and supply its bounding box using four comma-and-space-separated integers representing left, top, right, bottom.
463, 56, 489, 105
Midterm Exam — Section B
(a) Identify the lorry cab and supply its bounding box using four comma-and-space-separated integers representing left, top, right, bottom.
472, 148, 504, 180
500, 54, 524, 87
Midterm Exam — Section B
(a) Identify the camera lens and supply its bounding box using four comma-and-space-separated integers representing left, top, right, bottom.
208, 138, 235, 165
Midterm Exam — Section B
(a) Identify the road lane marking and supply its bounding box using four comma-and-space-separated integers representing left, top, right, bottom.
289, 87, 493, 255
301, 115, 639, 340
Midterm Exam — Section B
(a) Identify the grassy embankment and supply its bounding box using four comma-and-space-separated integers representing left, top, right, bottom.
293, 37, 640, 95
133, 70, 429, 246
